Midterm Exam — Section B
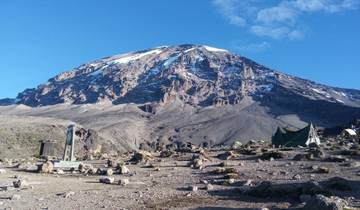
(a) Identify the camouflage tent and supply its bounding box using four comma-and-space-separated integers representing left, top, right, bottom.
272, 124, 320, 147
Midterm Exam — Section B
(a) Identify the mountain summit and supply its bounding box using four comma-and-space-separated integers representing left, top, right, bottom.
16, 44, 360, 110
2, 44, 360, 152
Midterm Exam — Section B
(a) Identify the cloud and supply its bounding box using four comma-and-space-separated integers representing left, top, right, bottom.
256, 5, 298, 24
213, 0, 357, 40
213, 0, 247, 26
232, 41, 271, 53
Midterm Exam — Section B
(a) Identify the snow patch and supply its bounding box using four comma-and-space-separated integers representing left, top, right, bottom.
184, 48, 196, 53
89, 69, 102, 77
311, 88, 326, 95
163, 54, 181, 67
203, 45, 228, 52
112, 49, 162, 64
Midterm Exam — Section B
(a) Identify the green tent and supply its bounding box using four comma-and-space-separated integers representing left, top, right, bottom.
272, 124, 320, 147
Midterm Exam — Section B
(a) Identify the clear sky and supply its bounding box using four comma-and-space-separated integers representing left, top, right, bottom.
0, 0, 359, 98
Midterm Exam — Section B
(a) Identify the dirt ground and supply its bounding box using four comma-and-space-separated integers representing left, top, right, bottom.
0, 147, 359, 210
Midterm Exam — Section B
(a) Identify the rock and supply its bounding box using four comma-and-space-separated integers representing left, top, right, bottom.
213, 167, 226, 174
78, 163, 94, 174
311, 165, 319, 170
206, 184, 214, 190
217, 151, 239, 160
308, 148, 325, 158
224, 167, 238, 174
243, 179, 253, 186
303, 195, 347, 210
38, 161, 54, 173
99, 177, 114, 184
130, 151, 153, 164
160, 150, 174, 158
106, 159, 116, 167
118, 165, 130, 174
106, 169, 113, 176
118, 179, 129, 186
88, 167, 97, 175
11, 194, 21, 200
260, 151, 286, 160
219, 161, 230, 167
342, 161, 360, 168
293, 153, 314, 161
317, 167, 330, 174
228, 178, 235, 184
13, 179, 28, 188
58, 191, 75, 198
190, 186, 198, 192
224, 173, 239, 179
96, 168, 106, 175
201, 180, 208, 184
193, 158, 204, 169
56, 169, 65, 175
326, 155, 349, 163
0, 169, 6, 174
293, 174, 301, 180
275, 203, 291, 209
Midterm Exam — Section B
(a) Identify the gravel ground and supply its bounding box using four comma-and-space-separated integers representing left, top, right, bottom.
0, 147, 359, 210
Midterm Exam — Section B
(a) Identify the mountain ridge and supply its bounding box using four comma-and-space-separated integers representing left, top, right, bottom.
7, 44, 360, 110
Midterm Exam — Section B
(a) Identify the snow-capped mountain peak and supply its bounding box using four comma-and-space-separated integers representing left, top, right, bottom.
13, 44, 360, 110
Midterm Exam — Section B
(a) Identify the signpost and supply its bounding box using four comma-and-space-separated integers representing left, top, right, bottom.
63, 124, 76, 162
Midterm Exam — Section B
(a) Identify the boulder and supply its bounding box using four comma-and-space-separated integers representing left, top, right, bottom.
317, 167, 330, 174
13, 179, 28, 188
308, 148, 325, 158
325, 155, 349, 163
303, 195, 347, 210
118, 165, 130, 174
260, 151, 286, 160
293, 153, 314, 161
38, 161, 54, 173
106, 169, 113, 176
217, 151, 239, 160
160, 150, 174, 158
118, 178, 129, 186
99, 177, 114, 184
78, 163, 94, 174
130, 151, 153, 164
206, 184, 214, 190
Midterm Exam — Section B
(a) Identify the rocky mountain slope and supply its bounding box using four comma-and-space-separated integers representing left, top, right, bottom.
15, 44, 360, 109
1, 44, 360, 157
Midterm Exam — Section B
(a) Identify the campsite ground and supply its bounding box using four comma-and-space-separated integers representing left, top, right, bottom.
0, 143, 359, 210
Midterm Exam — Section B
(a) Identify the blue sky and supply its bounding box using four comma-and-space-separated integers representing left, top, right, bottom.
0, 0, 359, 98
